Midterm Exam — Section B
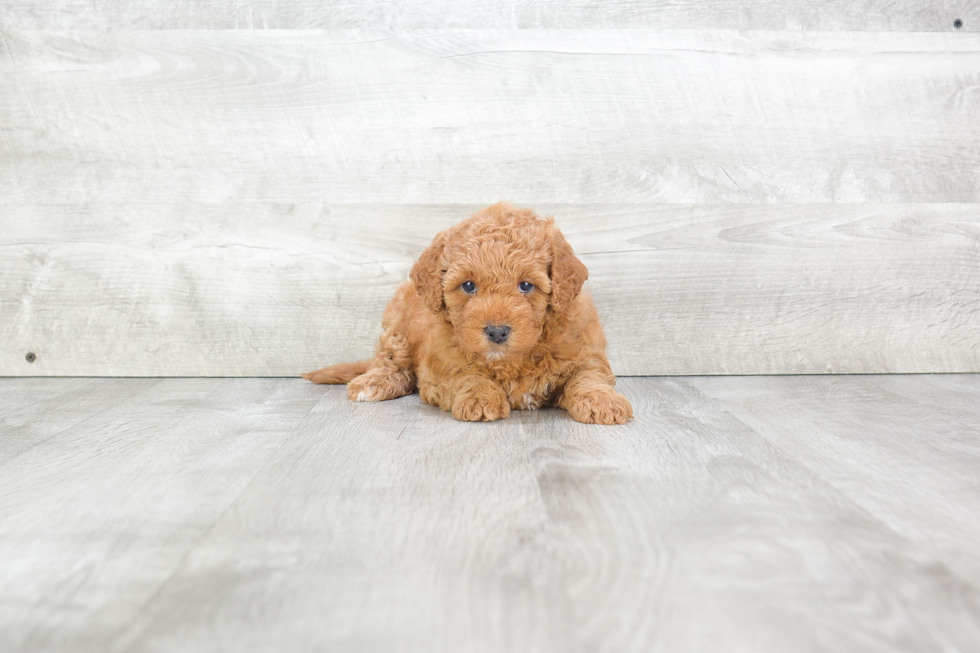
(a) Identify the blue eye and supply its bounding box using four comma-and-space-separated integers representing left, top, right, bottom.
519, 281, 534, 293
461, 281, 476, 294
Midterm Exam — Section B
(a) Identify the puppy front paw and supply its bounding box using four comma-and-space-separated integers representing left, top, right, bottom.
347, 368, 413, 402
452, 383, 510, 422
566, 386, 633, 425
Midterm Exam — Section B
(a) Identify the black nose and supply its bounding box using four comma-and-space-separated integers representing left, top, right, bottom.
484, 324, 511, 344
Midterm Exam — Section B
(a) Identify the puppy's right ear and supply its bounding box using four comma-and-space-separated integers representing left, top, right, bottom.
410, 231, 449, 313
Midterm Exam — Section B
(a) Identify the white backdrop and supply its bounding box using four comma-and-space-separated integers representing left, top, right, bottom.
2, 4, 978, 375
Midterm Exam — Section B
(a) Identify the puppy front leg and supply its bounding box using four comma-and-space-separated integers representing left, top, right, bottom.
422, 373, 510, 422
558, 368, 633, 425
452, 375, 510, 422
347, 314, 416, 402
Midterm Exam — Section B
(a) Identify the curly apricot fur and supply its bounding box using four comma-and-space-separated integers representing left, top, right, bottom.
305, 203, 632, 425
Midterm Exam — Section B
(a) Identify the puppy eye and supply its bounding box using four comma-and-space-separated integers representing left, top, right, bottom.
519, 281, 534, 293
460, 281, 477, 294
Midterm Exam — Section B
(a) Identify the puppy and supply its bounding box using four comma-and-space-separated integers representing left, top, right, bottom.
304, 202, 633, 424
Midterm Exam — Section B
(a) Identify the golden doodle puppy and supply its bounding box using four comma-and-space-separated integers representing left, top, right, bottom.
304, 202, 633, 424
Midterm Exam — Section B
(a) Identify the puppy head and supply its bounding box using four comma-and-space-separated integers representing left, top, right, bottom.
410, 202, 588, 361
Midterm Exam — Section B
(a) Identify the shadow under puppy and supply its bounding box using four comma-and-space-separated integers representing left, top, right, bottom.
304, 202, 633, 424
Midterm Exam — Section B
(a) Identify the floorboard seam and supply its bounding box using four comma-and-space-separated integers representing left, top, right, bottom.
0, 378, 164, 468
689, 380, 980, 596
105, 380, 327, 650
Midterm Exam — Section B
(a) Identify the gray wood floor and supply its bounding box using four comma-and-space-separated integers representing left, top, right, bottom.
1, 376, 979, 652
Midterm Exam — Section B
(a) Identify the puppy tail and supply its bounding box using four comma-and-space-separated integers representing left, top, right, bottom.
302, 359, 373, 384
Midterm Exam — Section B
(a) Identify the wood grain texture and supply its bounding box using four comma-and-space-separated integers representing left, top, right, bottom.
0, 378, 323, 653
691, 375, 980, 587
112, 382, 566, 653
1, 0, 976, 31
2, 376, 980, 652
3, 26, 979, 375
521, 378, 980, 652
2, 29, 979, 204
0, 377, 159, 462
2, 203, 978, 376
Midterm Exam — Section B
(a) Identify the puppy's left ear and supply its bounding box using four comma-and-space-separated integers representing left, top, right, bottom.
410, 230, 449, 313
549, 225, 589, 312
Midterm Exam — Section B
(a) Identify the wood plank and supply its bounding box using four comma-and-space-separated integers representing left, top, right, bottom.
1, 0, 976, 31
691, 375, 980, 587
868, 373, 980, 417
515, 377, 980, 652
0, 377, 160, 462
0, 378, 88, 419
1, 377, 974, 651
2, 30, 979, 204
871, 374, 980, 427
2, 203, 977, 376
0, 378, 322, 652
110, 383, 569, 652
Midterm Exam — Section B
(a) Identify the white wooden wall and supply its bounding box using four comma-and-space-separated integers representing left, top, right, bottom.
1, 3, 978, 376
